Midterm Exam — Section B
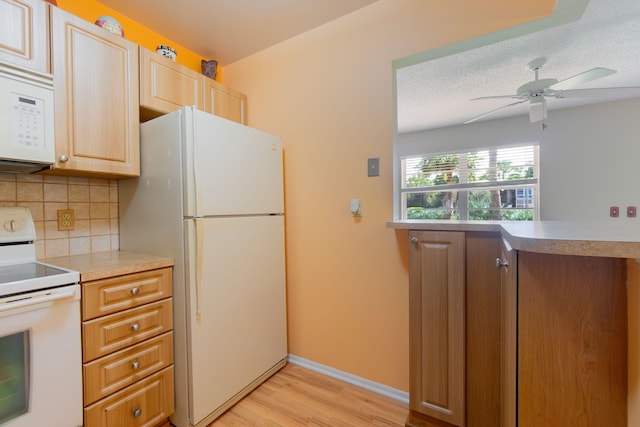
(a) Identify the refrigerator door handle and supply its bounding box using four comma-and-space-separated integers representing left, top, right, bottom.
194, 218, 203, 316
190, 109, 202, 218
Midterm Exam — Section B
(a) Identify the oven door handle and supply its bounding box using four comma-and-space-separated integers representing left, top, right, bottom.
0, 287, 79, 314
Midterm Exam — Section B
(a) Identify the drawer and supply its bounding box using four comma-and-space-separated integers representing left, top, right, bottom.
83, 299, 173, 362
83, 268, 172, 320
84, 331, 173, 405
84, 365, 174, 427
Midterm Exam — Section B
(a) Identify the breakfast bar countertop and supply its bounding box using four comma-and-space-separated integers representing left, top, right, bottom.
387, 220, 640, 259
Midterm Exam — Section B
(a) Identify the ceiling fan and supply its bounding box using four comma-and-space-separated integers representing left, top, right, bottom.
465, 57, 640, 124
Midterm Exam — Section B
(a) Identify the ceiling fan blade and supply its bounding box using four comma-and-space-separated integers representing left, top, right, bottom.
464, 99, 527, 124
470, 94, 521, 101
556, 87, 640, 98
549, 67, 616, 91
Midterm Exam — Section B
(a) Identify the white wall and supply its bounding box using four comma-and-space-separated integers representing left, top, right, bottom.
397, 97, 640, 221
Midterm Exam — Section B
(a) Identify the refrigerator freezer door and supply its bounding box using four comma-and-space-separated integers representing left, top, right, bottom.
184, 215, 287, 424
184, 109, 284, 218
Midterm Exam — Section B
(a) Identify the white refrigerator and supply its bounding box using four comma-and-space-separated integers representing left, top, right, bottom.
119, 106, 287, 427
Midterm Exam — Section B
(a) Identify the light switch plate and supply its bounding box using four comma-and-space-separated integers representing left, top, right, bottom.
368, 158, 379, 177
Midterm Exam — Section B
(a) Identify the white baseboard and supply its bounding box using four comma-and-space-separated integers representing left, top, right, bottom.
287, 354, 409, 404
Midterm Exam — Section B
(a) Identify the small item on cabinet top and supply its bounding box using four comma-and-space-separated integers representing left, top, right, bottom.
95, 16, 124, 37
44, 0, 57, 4
201, 59, 218, 79
157, 45, 177, 61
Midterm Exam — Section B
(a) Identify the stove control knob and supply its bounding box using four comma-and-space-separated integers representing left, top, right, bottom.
4, 219, 25, 232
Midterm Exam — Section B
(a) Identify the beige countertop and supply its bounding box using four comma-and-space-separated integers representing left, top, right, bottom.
387, 220, 640, 258
44, 251, 174, 282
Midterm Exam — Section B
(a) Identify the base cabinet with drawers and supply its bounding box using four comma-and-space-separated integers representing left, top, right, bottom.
81, 266, 174, 427
42, 253, 175, 427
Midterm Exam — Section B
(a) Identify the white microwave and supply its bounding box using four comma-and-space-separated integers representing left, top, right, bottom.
0, 62, 54, 173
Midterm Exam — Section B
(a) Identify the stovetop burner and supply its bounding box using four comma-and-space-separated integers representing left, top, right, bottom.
0, 262, 69, 283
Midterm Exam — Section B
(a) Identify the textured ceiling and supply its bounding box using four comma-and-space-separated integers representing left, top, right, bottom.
396, 0, 640, 133
97, 0, 378, 65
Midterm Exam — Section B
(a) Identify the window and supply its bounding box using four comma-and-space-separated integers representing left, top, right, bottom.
400, 144, 539, 220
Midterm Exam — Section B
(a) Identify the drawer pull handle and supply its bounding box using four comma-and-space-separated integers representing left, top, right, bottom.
131, 361, 140, 370
130, 323, 141, 332
130, 287, 140, 296
132, 408, 142, 418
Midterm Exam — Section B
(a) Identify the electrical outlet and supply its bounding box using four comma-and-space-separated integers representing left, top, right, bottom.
628, 206, 637, 218
610, 206, 619, 217
57, 209, 75, 231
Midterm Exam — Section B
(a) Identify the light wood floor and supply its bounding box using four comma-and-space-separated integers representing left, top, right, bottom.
208, 363, 408, 426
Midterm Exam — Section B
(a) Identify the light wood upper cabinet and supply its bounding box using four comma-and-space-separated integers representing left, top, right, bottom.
47, 6, 139, 178
0, 0, 49, 73
139, 46, 203, 121
203, 77, 247, 124
140, 46, 247, 125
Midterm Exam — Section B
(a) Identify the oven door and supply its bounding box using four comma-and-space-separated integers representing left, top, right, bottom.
0, 285, 82, 427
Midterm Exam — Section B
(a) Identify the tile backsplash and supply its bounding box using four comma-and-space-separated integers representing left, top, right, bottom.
0, 173, 119, 259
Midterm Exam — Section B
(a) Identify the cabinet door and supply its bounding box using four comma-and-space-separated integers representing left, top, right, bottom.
139, 46, 203, 120
203, 77, 247, 124
49, 6, 139, 177
518, 252, 627, 427
408, 230, 465, 426
498, 239, 517, 427
465, 233, 501, 426
0, 0, 49, 73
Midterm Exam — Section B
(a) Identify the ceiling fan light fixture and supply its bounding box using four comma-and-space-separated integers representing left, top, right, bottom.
466, 59, 632, 126
529, 97, 547, 123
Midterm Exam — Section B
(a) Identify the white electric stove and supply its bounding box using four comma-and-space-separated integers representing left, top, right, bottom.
0, 206, 83, 427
